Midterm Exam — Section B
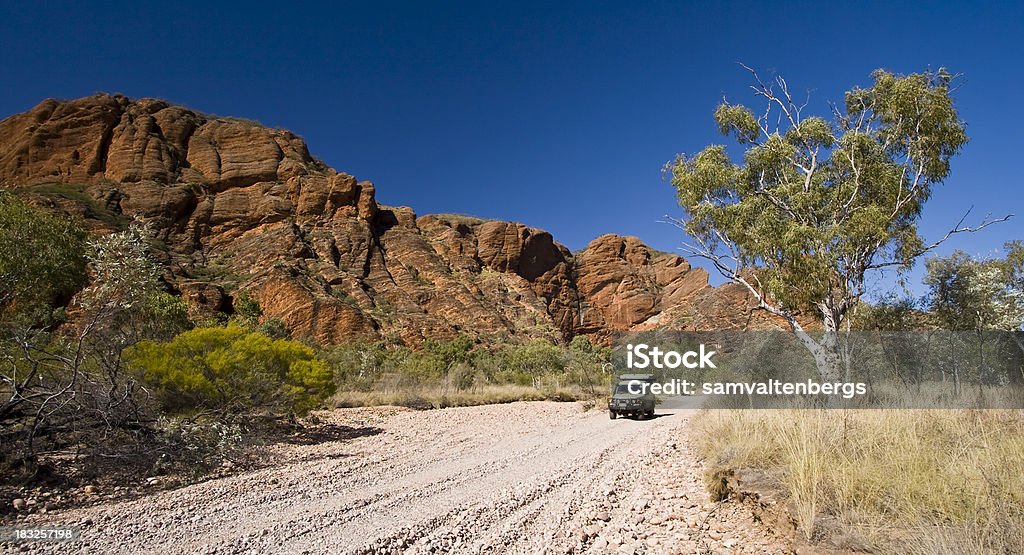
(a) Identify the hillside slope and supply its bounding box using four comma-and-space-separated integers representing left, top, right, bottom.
0, 94, 777, 345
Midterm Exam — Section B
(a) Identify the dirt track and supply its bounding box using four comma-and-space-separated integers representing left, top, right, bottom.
16, 402, 787, 554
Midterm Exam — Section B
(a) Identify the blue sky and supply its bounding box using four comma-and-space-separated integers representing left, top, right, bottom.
1, 1, 1021, 296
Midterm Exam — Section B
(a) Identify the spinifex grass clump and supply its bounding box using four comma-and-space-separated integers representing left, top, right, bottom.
694, 409, 1024, 554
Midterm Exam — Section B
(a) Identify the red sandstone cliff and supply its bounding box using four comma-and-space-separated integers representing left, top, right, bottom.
0, 94, 779, 344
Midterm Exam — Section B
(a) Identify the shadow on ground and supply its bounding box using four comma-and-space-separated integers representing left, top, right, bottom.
616, 412, 675, 421
283, 424, 384, 445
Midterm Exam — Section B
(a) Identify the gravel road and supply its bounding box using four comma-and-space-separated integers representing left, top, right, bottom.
14, 402, 787, 554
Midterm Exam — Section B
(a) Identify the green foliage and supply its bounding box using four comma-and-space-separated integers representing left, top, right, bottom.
75, 224, 194, 349
925, 247, 1024, 333
853, 294, 922, 331
0, 193, 87, 324
126, 325, 335, 416
143, 291, 194, 341
83, 224, 161, 314
327, 335, 612, 398
423, 334, 474, 369
2, 222, 194, 466
567, 335, 591, 352
502, 339, 566, 378
258, 318, 290, 340
20, 183, 128, 228
669, 68, 967, 315
322, 341, 391, 389
225, 293, 290, 339
567, 335, 611, 394
714, 103, 760, 143
668, 67, 978, 381
1005, 241, 1024, 285
231, 293, 263, 328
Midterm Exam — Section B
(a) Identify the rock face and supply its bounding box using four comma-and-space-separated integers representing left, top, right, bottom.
0, 94, 775, 345
0, 95, 313, 189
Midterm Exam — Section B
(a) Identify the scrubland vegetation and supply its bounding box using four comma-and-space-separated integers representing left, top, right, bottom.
687, 258, 1024, 553
0, 194, 607, 503
683, 238, 1024, 553
695, 409, 1024, 554
673, 67, 1024, 554
325, 335, 608, 409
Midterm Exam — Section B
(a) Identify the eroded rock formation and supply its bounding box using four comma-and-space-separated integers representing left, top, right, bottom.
0, 94, 777, 345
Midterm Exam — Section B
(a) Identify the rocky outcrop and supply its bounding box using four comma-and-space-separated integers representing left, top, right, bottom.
576, 235, 706, 332
0, 95, 315, 189
0, 94, 775, 345
573, 235, 784, 339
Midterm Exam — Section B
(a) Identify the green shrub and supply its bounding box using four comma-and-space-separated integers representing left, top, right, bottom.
323, 341, 391, 389
126, 325, 335, 416
231, 293, 262, 328
325, 335, 611, 405
19, 183, 128, 228
0, 193, 87, 323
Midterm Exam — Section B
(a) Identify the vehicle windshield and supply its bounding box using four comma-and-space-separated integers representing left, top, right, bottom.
614, 382, 647, 395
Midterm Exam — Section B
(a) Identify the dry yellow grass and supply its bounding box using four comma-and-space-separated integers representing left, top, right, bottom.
694, 409, 1024, 554
330, 384, 590, 409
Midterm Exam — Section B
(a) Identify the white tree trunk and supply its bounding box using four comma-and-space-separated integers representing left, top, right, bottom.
786, 314, 844, 383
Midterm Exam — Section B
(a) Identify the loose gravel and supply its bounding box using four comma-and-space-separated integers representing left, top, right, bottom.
9, 402, 788, 554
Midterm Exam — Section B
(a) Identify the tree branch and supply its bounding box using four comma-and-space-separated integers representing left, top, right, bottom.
866, 209, 1014, 270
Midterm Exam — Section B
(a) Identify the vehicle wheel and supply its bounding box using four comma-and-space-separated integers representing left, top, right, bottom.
645, 410, 655, 419
609, 410, 616, 420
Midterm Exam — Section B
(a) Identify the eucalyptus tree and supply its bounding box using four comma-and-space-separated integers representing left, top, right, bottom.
667, 67, 1009, 381
923, 251, 1024, 333
925, 245, 1024, 385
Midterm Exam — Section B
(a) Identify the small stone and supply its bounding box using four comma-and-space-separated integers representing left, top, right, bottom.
12, 498, 27, 511
596, 511, 610, 522
84, 485, 99, 494
723, 538, 738, 548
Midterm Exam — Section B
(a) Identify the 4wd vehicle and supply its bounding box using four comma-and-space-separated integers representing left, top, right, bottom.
608, 374, 656, 419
